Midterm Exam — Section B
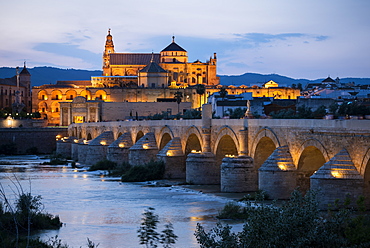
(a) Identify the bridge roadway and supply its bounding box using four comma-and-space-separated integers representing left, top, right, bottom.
58, 105, 370, 208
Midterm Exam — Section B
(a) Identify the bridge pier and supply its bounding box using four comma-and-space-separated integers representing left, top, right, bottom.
221, 155, 256, 192
85, 131, 114, 165
107, 132, 133, 165
129, 132, 158, 166
311, 149, 364, 210
157, 137, 185, 179
259, 146, 297, 200
186, 152, 218, 184
56, 136, 76, 158
77, 141, 89, 164
71, 139, 82, 161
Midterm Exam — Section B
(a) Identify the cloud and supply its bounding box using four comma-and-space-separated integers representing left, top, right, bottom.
33, 43, 101, 68
237, 33, 305, 44
315, 35, 329, 42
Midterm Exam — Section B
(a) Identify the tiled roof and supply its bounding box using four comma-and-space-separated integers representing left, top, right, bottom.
20, 66, 30, 75
322, 77, 335, 83
140, 61, 167, 73
0, 76, 17, 86
161, 42, 186, 52
109, 53, 160, 65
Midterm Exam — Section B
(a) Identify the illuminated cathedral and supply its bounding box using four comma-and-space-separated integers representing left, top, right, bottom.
95, 29, 219, 88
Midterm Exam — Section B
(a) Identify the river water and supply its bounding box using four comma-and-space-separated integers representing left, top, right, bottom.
0, 155, 244, 248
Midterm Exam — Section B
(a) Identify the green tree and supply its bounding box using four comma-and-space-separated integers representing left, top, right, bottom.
160, 222, 178, 248
138, 207, 178, 248
313, 105, 327, 119
195, 84, 206, 109
226, 108, 246, 119
138, 207, 160, 248
174, 91, 183, 114
297, 105, 313, 118
328, 102, 339, 115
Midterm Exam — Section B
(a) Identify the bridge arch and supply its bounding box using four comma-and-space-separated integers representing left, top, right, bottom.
250, 127, 281, 168
361, 148, 370, 179
213, 126, 239, 165
183, 125, 203, 156
296, 138, 330, 167
135, 130, 145, 143
158, 126, 174, 151
212, 125, 240, 155
296, 138, 329, 192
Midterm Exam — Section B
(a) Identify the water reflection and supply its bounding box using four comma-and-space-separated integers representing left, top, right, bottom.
0, 156, 244, 248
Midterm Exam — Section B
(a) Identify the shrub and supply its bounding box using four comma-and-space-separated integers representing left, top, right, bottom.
89, 159, 117, 171
121, 160, 165, 182
108, 161, 131, 176
195, 190, 370, 247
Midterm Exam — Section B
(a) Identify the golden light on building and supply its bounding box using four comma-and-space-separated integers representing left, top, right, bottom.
83, 140, 88, 144
100, 141, 107, 145
225, 154, 236, 158
55, 135, 62, 141
74, 139, 79, 143
191, 150, 201, 153
331, 170, 343, 178
142, 144, 149, 149
166, 151, 172, 156
119, 143, 124, 148
277, 162, 288, 171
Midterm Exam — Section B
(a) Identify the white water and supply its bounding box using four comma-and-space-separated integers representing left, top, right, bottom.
0, 156, 243, 248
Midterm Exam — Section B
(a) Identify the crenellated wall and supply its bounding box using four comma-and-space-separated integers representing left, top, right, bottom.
57, 105, 370, 209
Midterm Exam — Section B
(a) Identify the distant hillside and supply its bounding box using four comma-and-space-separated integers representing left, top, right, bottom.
218, 73, 370, 87
0, 67, 102, 86
1, 67, 369, 87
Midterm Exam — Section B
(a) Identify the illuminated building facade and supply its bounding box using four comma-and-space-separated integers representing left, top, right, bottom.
0, 64, 32, 113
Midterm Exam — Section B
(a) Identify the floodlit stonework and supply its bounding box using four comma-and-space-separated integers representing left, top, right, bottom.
57, 104, 370, 209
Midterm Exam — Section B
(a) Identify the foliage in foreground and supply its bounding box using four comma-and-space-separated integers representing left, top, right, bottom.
0, 181, 62, 247
138, 207, 177, 248
195, 190, 370, 248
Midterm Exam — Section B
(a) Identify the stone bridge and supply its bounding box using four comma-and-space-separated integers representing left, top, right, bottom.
57, 105, 370, 209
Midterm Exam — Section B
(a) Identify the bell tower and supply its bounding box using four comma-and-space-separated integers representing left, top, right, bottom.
103, 29, 115, 76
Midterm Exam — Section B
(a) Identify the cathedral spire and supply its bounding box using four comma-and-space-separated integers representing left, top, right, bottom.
103, 28, 115, 72
172, 36, 175, 43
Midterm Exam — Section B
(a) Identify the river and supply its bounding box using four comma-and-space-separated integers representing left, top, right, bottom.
0, 155, 244, 248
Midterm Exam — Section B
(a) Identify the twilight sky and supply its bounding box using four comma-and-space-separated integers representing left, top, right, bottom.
1, 0, 369, 79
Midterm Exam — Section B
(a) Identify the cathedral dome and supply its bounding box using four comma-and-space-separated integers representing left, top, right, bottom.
161, 36, 186, 52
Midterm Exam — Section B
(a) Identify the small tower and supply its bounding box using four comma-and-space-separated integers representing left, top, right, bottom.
19, 62, 31, 112
103, 29, 115, 76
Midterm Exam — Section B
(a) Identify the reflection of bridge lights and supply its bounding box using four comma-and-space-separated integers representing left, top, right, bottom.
190, 216, 205, 221
119, 143, 124, 148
